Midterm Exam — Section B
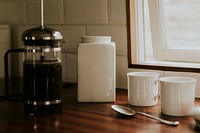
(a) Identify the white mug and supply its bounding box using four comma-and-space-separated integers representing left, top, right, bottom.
159, 77, 196, 116
127, 72, 159, 106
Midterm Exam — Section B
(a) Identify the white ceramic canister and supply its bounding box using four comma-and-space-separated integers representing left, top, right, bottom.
77, 36, 116, 102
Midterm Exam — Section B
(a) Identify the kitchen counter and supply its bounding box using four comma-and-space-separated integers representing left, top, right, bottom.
0, 83, 200, 133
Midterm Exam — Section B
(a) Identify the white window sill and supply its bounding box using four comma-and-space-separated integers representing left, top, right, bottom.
129, 60, 200, 73
139, 60, 200, 69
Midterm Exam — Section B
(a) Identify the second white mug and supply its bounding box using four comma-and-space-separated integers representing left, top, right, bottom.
159, 77, 196, 116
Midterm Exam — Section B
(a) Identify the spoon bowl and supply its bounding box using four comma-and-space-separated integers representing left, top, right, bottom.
111, 104, 135, 116
111, 105, 179, 126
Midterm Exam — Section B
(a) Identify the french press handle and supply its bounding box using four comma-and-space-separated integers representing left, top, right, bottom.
4, 48, 26, 100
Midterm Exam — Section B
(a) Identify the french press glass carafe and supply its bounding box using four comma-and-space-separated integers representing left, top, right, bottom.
4, 26, 64, 115
23, 26, 64, 115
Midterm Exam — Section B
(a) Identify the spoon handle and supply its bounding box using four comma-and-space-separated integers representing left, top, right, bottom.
136, 111, 179, 126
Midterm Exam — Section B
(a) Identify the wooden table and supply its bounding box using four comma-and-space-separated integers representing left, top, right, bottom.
0, 83, 200, 133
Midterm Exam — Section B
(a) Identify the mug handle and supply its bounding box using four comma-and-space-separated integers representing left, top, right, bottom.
4, 48, 26, 100
154, 79, 159, 100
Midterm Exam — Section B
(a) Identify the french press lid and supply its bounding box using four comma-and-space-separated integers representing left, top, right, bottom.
22, 26, 64, 47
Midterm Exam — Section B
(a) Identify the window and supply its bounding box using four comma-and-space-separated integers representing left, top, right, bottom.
127, 0, 200, 72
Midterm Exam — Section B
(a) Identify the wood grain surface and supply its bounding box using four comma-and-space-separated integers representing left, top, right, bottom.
0, 84, 199, 133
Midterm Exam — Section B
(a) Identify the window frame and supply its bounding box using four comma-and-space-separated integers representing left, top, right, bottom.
126, 0, 200, 73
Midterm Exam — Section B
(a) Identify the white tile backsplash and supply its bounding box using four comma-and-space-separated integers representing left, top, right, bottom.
0, 25, 10, 96
0, 0, 128, 86
64, 0, 108, 24
0, 25, 11, 44
0, 25, 11, 78
62, 52, 77, 83
0, 1, 26, 24
116, 56, 130, 89
26, 0, 64, 24
87, 25, 127, 56
65, 53, 77, 82
54, 25, 86, 52
108, 0, 127, 24
62, 53, 68, 81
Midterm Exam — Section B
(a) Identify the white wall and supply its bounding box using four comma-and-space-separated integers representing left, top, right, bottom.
0, 0, 128, 88
1, 0, 200, 97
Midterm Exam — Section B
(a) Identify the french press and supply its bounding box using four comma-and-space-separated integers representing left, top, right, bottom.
4, 26, 64, 115
4, 0, 64, 115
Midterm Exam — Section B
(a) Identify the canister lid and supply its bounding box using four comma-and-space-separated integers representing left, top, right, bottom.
22, 26, 64, 46
81, 36, 111, 43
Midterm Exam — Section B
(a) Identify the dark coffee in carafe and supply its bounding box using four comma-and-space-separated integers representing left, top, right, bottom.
23, 61, 62, 115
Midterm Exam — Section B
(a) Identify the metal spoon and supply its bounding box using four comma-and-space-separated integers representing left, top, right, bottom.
111, 105, 179, 126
